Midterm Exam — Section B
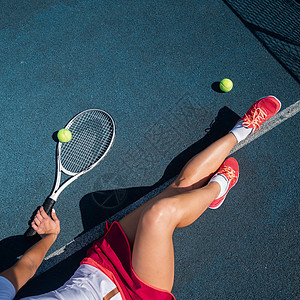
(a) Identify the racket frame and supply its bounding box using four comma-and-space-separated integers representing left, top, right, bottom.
49, 109, 116, 202
25, 109, 115, 237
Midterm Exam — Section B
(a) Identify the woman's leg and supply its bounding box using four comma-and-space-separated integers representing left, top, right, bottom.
131, 181, 221, 291
119, 132, 237, 244
118, 133, 237, 291
131, 156, 239, 291
118, 95, 281, 292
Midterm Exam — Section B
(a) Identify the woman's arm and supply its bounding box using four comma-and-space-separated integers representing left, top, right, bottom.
0, 207, 60, 293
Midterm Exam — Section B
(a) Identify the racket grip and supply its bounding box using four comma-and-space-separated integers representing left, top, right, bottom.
42, 197, 56, 215
25, 198, 56, 237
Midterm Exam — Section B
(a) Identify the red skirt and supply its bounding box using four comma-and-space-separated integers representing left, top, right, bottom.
81, 221, 175, 300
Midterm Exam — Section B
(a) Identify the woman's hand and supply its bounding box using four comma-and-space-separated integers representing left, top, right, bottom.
31, 206, 60, 238
0, 207, 61, 293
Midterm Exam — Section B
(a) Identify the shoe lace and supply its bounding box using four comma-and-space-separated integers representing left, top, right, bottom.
242, 106, 267, 132
219, 166, 236, 180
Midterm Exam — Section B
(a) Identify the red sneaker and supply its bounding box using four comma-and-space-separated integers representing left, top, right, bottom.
240, 96, 281, 133
209, 157, 239, 209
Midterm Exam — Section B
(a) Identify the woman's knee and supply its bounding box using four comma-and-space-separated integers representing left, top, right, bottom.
140, 197, 180, 230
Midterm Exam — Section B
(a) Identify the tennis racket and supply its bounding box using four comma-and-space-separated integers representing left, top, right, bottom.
25, 109, 116, 237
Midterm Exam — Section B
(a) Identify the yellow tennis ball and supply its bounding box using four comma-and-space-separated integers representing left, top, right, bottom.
57, 129, 72, 143
220, 78, 233, 92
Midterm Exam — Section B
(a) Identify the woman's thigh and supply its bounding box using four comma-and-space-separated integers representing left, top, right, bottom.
118, 184, 178, 247
130, 196, 178, 292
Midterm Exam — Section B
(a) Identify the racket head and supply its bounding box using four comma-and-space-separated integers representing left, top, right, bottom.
58, 109, 115, 175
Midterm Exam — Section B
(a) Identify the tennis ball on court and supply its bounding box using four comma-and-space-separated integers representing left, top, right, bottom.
220, 78, 233, 92
57, 129, 72, 143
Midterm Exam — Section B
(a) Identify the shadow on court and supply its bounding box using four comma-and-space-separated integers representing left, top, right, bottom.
6, 107, 239, 298
222, 0, 300, 83
79, 106, 239, 234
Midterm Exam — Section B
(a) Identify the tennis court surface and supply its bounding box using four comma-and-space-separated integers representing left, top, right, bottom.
0, 0, 299, 299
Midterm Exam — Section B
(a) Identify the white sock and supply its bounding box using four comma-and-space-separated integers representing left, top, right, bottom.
230, 120, 253, 143
209, 174, 229, 199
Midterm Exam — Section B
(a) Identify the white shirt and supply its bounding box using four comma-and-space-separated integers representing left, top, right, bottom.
0, 264, 122, 300
0, 277, 15, 300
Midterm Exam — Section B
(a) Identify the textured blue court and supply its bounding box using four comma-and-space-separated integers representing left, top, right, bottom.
0, 0, 299, 299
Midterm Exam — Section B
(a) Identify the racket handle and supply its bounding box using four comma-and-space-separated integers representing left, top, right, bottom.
24, 197, 56, 237
42, 197, 56, 215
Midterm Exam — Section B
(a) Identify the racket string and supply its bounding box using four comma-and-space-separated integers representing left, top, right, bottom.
64, 118, 112, 170
63, 119, 112, 172
60, 110, 114, 173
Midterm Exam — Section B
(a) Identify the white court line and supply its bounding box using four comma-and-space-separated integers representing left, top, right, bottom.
38, 100, 300, 275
